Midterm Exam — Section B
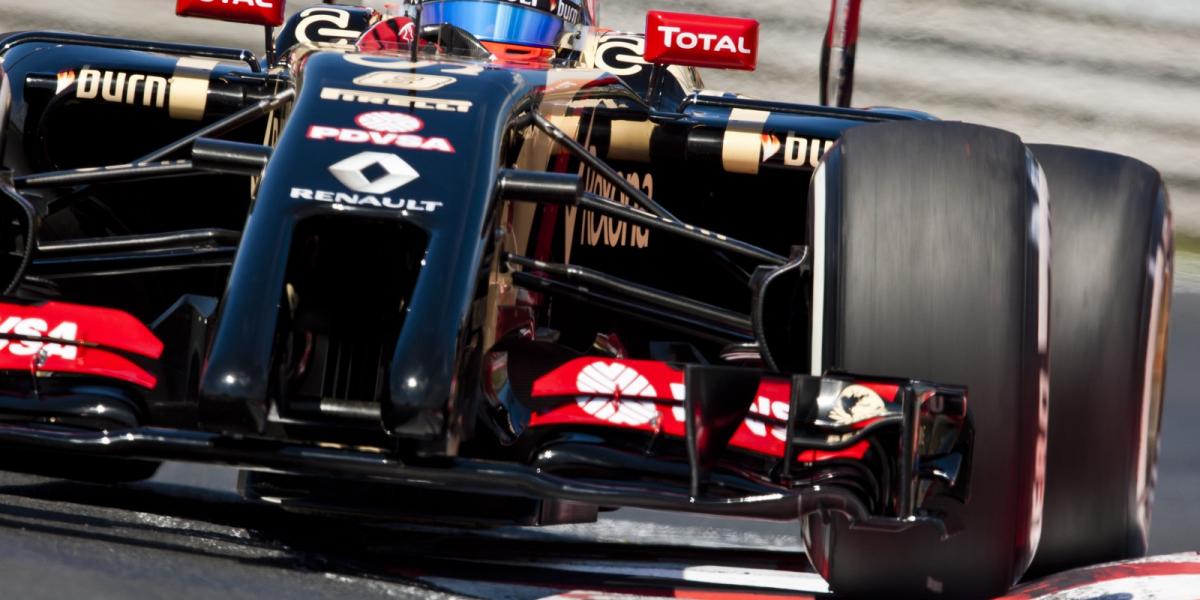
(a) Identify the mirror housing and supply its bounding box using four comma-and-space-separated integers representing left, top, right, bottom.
643, 11, 758, 71
176, 0, 287, 27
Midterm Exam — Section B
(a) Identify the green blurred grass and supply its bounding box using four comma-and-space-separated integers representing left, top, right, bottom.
1178, 233, 1200, 256
1175, 234, 1200, 292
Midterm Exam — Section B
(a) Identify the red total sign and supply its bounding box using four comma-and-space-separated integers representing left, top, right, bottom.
176, 0, 286, 27
643, 11, 759, 71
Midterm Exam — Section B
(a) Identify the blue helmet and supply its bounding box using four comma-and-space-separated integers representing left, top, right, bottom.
420, 0, 591, 51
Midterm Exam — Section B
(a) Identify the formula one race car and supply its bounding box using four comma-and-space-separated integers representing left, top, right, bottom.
0, 0, 1173, 597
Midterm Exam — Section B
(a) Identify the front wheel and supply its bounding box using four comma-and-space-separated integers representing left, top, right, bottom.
802, 121, 1049, 597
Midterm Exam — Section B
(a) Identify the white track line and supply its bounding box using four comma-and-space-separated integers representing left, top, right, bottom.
448, 559, 830, 594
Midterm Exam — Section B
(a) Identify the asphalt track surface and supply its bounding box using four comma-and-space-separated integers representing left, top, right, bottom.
0, 1, 1197, 598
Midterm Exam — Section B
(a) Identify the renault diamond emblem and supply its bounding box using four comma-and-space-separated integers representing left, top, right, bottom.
329, 151, 420, 194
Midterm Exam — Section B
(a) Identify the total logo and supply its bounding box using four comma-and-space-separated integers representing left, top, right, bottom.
655, 25, 752, 55
197, 0, 274, 6
644, 11, 759, 71
176, 0, 285, 27
307, 111, 455, 153
0, 317, 79, 360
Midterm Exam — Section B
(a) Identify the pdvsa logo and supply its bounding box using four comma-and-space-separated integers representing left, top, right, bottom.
356, 111, 423, 134
307, 111, 455, 153
0, 317, 79, 360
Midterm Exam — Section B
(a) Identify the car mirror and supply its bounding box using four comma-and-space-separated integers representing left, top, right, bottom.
176, 0, 287, 28
643, 10, 758, 71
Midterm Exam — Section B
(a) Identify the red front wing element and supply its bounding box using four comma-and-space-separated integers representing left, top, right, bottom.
0, 301, 163, 389
530, 358, 905, 462
643, 11, 759, 71
176, 0, 287, 28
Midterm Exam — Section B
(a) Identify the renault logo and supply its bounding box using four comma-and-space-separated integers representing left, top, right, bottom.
329, 151, 419, 194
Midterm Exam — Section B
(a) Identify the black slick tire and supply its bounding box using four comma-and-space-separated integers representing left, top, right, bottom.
802, 121, 1049, 597
1025, 145, 1172, 577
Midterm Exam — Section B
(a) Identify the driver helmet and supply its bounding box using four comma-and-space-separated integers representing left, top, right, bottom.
419, 0, 596, 63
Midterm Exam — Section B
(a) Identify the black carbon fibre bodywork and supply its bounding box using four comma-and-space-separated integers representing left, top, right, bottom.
0, 5, 1178, 597
0, 13, 965, 547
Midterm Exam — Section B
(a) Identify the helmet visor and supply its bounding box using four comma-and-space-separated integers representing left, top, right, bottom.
422, 0, 569, 49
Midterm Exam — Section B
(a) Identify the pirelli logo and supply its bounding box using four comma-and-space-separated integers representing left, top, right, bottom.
321, 87, 472, 114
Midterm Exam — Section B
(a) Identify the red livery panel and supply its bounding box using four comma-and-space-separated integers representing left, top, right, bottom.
643, 11, 759, 71
530, 358, 896, 462
176, 0, 286, 27
0, 301, 162, 389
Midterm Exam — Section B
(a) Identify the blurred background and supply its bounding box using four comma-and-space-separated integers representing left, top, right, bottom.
0, 0, 1196, 556
2, 0, 1198, 235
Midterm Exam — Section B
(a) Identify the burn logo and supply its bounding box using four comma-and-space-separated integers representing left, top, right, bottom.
75, 69, 168, 109
761, 132, 835, 169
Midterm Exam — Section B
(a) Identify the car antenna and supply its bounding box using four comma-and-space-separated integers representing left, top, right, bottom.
411, 0, 422, 63
264, 25, 275, 66
820, 0, 861, 107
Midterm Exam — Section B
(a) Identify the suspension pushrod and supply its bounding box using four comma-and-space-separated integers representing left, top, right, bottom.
16, 161, 197, 189
506, 254, 753, 332
511, 272, 751, 344
530, 112, 677, 221
27, 88, 294, 205
137, 88, 295, 165
577, 193, 787, 266
38, 228, 241, 255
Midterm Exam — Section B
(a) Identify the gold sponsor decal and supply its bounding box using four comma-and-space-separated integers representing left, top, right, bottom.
67, 58, 215, 122
762, 132, 835, 169
573, 147, 653, 250
169, 57, 218, 121
75, 69, 168, 109
722, 108, 770, 175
